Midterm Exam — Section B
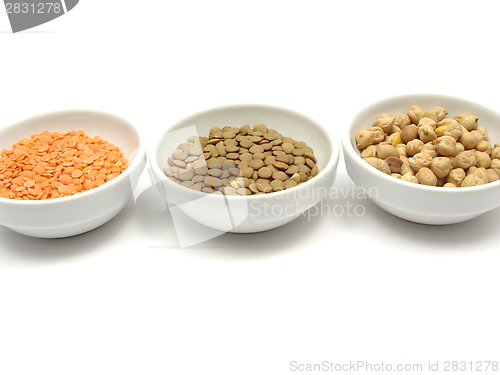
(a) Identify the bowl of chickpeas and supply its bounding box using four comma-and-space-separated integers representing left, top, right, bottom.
342, 94, 500, 225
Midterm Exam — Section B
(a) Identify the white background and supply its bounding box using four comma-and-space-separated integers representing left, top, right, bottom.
1, 1, 500, 374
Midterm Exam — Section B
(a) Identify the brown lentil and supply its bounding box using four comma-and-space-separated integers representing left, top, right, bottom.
163, 124, 319, 195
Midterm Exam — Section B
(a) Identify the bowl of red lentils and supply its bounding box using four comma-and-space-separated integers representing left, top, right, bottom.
0, 110, 146, 238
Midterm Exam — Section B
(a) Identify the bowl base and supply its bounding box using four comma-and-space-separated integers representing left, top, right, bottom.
228, 214, 300, 233
373, 199, 483, 225
4, 206, 124, 238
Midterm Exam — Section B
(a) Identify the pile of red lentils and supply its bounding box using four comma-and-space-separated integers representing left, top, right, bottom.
0, 130, 129, 200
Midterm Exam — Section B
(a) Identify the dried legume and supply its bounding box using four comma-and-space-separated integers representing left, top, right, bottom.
355, 105, 500, 187
0, 130, 129, 200
164, 124, 319, 195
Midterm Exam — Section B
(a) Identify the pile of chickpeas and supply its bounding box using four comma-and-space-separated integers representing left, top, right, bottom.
355, 105, 500, 187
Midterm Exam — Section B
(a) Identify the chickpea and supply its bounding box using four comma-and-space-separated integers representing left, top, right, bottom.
356, 129, 374, 149
454, 150, 476, 169
361, 145, 377, 158
459, 131, 479, 149
358, 106, 497, 188
401, 171, 418, 183
368, 127, 386, 144
395, 143, 407, 158
422, 110, 438, 122
467, 166, 478, 176
475, 151, 491, 169
477, 167, 489, 181
446, 168, 466, 186
389, 133, 402, 146
401, 159, 414, 175
435, 119, 463, 140
409, 152, 433, 172
376, 144, 399, 159
436, 118, 451, 127
454, 112, 479, 131
453, 142, 465, 157
477, 127, 489, 141
432, 106, 449, 121
416, 167, 438, 186
389, 125, 402, 135
374, 113, 395, 133
486, 169, 500, 182
418, 117, 437, 129
471, 130, 484, 142
406, 139, 424, 156
491, 146, 500, 160
386, 156, 403, 173
423, 107, 448, 122
461, 172, 488, 187
476, 140, 492, 155
431, 157, 453, 178
394, 114, 411, 129
418, 123, 437, 143
407, 105, 424, 124
434, 136, 456, 156
368, 157, 391, 174
490, 159, 500, 176
421, 143, 438, 158
400, 124, 418, 143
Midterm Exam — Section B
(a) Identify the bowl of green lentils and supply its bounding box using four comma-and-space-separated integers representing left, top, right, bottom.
149, 104, 339, 233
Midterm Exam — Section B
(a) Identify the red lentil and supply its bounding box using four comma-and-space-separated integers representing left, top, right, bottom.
0, 130, 129, 200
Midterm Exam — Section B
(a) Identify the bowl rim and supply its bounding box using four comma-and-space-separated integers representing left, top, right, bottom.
342, 92, 500, 194
0, 109, 147, 206
149, 103, 340, 201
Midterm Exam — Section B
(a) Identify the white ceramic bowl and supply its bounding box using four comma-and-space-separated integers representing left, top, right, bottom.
0, 110, 146, 238
149, 104, 339, 233
342, 93, 500, 225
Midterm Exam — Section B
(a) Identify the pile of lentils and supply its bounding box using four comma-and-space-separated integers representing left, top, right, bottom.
0, 130, 129, 200
164, 124, 319, 195
356, 105, 500, 187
